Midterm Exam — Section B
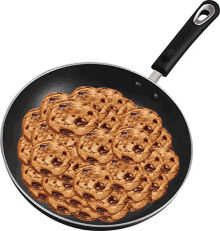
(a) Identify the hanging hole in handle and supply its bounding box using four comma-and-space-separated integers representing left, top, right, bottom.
194, 4, 215, 26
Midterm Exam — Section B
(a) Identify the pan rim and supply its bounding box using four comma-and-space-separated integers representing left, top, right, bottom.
0, 62, 193, 229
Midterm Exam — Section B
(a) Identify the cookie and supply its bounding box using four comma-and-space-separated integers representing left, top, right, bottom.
127, 174, 151, 202
22, 108, 41, 141
97, 110, 121, 134
71, 86, 109, 121
99, 203, 130, 222
21, 165, 43, 190
112, 128, 152, 163
32, 121, 79, 159
98, 87, 127, 116
88, 188, 128, 215
17, 136, 32, 166
58, 157, 89, 184
152, 128, 172, 150
47, 100, 99, 136
74, 207, 100, 221
28, 187, 49, 203
74, 165, 114, 201
40, 92, 70, 120
151, 175, 169, 202
48, 196, 72, 215
31, 141, 72, 176
42, 176, 76, 199
156, 148, 179, 181
120, 108, 162, 141
106, 159, 143, 191
128, 195, 151, 212
77, 129, 115, 164
141, 150, 164, 181
64, 195, 88, 213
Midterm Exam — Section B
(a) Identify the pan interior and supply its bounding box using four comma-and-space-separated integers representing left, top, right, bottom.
2, 64, 191, 228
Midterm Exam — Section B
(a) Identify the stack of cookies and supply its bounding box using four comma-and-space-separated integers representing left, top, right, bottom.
17, 86, 180, 222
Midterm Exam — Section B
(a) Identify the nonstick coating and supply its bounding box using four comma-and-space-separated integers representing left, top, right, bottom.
1, 63, 192, 230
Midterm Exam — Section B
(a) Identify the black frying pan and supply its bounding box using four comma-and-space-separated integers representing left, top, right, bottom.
1, 1, 219, 230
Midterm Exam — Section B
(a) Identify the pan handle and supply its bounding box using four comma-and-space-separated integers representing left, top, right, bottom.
151, 0, 219, 77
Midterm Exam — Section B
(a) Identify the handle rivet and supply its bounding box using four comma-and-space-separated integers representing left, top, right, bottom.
152, 93, 159, 100
134, 82, 141, 89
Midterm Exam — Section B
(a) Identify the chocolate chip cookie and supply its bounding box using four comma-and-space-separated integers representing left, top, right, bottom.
151, 175, 169, 202
22, 108, 42, 141
77, 129, 115, 164
121, 108, 162, 141
128, 195, 151, 212
71, 86, 109, 121
113, 128, 152, 163
106, 159, 143, 191
47, 100, 99, 136
28, 187, 49, 203
17, 136, 32, 166
152, 128, 172, 150
74, 207, 101, 221
31, 141, 72, 176
74, 165, 114, 201
48, 196, 72, 215
40, 92, 70, 120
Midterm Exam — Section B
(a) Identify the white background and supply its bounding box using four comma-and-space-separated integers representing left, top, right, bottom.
0, 0, 219, 230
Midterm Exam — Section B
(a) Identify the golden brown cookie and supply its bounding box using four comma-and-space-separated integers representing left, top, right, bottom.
48, 197, 72, 215
42, 176, 76, 199
28, 187, 49, 203
77, 129, 115, 164
21, 165, 43, 190
127, 174, 151, 202
98, 87, 127, 116
152, 128, 172, 150
106, 159, 143, 191
47, 100, 99, 136
64, 195, 88, 213
128, 195, 151, 212
120, 108, 162, 141
151, 175, 169, 202
57, 157, 89, 184
31, 141, 72, 176
97, 110, 121, 134
99, 203, 130, 222
112, 128, 152, 163
40, 92, 70, 120
17, 136, 32, 166
74, 207, 100, 221
88, 188, 128, 215
22, 108, 42, 141
71, 86, 109, 121
141, 150, 164, 181
155, 148, 179, 181
73, 165, 114, 201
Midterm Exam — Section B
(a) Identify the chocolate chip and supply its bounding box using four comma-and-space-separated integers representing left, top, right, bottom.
97, 207, 107, 214
98, 146, 109, 154
51, 158, 63, 166
79, 212, 90, 219
122, 156, 133, 163
155, 157, 160, 161
153, 119, 157, 123
100, 123, 111, 131
130, 111, 140, 118
145, 164, 156, 172
38, 194, 47, 200
32, 182, 41, 188
105, 176, 109, 180
114, 184, 124, 191
163, 164, 171, 172
108, 196, 119, 205
111, 117, 116, 121
162, 136, 167, 140
118, 99, 122, 104
143, 126, 153, 133
170, 158, 175, 162
62, 175, 73, 182
87, 157, 97, 164
60, 129, 75, 136
41, 169, 51, 176
108, 139, 112, 143
111, 159, 118, 165
94, 105, 101, 112
49, 97, 59, 103
124, 173, 135, 181
121, 130, 130, 137
153, 143, 160, 148
100, 99, 105, 103
62, 151, 67, 156
134, 167, 139, 171
82, 167, 92, 174
40, 123, 47, 130
86, 132, 96, 138
110, 106, 119, 113
39, 143, 49, 150
31, 113, 40, 119
52, 191, 63, 198
57, 206, 68, 213
78, 91, 88, 97
70, 200, 81, 207
133, 145, 144, 153
83, 193, 94, 200
58, 103, 71, 110
152, 183, 159, 191
134, 186, 143, 192
144, 139, 148, 143
94, 182, 105, 191
63, 183, 72, 188
73, 164, 80, 171
87, 111, 93, 115
74, 118, 88, 126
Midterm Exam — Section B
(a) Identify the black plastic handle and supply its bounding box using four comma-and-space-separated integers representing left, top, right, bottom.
151, 1, 219, 77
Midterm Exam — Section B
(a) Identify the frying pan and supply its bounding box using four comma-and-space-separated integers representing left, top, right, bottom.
1, 1, 219, 230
